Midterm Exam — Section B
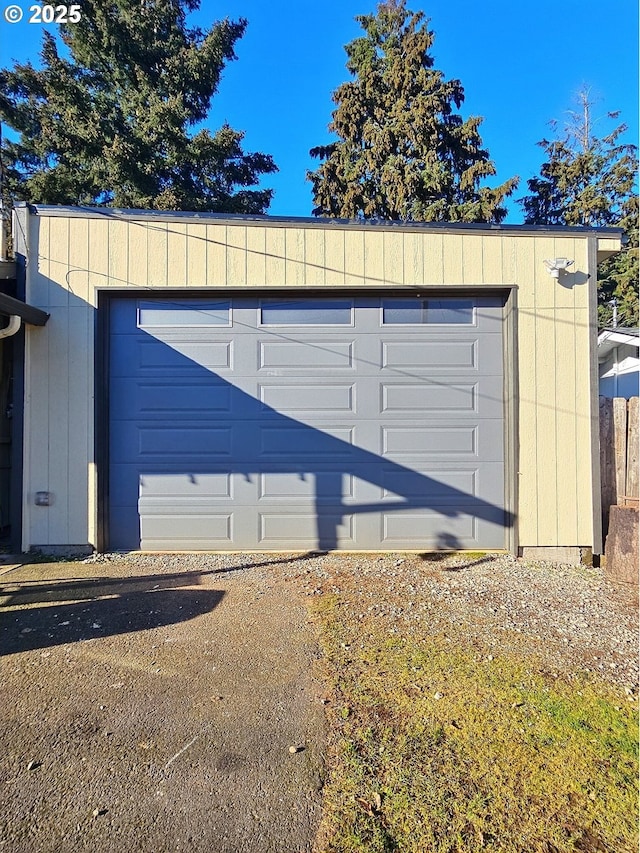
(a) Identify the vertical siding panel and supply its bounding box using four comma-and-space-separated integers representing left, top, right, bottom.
88, 219, 109, 303
48, 217, 70, 306
481, 235, 503, 285
533, 238, 559, 544
501, 235, 517, 284
47, 307, 70, 542
167, 223, 187, 286
246, 226, 266, 285
324, 229, 346, 284
344, 230, 365, 284
108, 218, 129, 288
227, 225, 247, 286
186, 223, 207, 286
514, 236, 538, 545
363, 231, 384, 286
463, 235, 484, 284
553, 236, 579, 544
146, 222, 168, 287
264, 227, 286, 285
403, 232, 423, 284
573, 239, 594, 544
30, 217, 50, 307
67, 218, 89, 302
206, 224, 228, 286
383, 231, 403, 284
423, 233, 444, 284
128, 221, 148, 287
86, 303, 96, 548
304, 228, 326, 285
25, 325, 50, 546
285, 228, 305, 286
42, 222, 68, 528
66, 306, 91, 543
443, 234, 463, 284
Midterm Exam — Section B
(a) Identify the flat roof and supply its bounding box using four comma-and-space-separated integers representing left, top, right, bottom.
17, 202, 625, 239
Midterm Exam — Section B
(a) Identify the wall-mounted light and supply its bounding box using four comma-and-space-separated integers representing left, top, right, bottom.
544, 258, 574, 279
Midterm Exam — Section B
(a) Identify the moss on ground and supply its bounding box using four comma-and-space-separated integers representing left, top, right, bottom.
312, 594, 639, 853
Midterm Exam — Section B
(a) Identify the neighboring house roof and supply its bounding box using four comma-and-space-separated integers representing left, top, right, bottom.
597, 328, 640, 361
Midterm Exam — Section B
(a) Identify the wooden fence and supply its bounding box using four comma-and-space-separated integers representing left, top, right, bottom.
600, 396, 639, 538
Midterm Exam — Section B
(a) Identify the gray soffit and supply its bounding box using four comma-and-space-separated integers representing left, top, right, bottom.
0, 292, 49, 326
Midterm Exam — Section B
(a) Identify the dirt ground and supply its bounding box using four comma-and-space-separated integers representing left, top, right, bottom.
0, 555, 326, 853
1, 550, 637, 853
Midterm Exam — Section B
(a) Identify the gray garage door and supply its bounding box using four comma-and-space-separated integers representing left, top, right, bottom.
108, 295, 506, 551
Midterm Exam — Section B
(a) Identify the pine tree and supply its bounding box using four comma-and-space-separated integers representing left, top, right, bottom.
308, 0, 517, 223
0, 0, 277, 212
520, 89, 638, 327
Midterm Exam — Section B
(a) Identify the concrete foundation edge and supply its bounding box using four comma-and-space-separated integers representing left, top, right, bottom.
31, 544, 94, 558
518, 546, 593, 566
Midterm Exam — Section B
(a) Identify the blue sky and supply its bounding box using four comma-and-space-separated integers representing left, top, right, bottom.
0, 0, 638, 222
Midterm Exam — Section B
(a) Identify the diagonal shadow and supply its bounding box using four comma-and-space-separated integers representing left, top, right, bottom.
0, 553, 319, 606
1, 586, 224, 655
108, 296, 513, 551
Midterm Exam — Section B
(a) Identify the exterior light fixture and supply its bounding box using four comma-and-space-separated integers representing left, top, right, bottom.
543, 258, 574, 279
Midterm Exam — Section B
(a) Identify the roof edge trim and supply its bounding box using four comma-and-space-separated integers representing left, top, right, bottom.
15, 203, 624, 238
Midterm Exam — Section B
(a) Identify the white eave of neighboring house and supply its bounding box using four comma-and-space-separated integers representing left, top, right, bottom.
597, 328, 640, 361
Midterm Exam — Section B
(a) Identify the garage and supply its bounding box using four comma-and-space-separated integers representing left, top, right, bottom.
14, 205, 620, 561
108, 293, 506, 551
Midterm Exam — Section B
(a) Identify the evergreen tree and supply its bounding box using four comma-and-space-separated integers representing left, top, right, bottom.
520, 89, 638, 327
308, 0, 517, 223
0, 0, 276, 212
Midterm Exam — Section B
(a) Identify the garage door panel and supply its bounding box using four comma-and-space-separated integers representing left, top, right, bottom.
381, 382, 476, 413
140, 512, 233, 547
109, 296, 507, 551
111, 337, 233, 376
381, 336, 502, 374
382, 425, 477, 456
111, 378, 233, 417
110, 422, 233, 461
258, 424, 355, 457
379, 374, 503, 417
381, 467, 477, 500
109, 506, 141, 551
259, 339, 354, 370
258, 471, 355, 500
258, 512, 355, 546
259, 383, 355, 413
140, 472, 233, 499
381, 511, 504, 549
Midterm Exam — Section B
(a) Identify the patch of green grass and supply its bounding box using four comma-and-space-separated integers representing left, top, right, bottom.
312, 595, 638, 853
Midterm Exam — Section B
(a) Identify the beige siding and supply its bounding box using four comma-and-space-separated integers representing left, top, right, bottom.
423, 233, 444, 284
245, 226, 266, 285
304, 227, 325, 285
20, 209, 612, 551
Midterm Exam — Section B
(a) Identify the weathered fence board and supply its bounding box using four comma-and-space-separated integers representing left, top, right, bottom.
599, 397, 616, 535
613, 397, 628, 499
626, 397, 639, 500
600, 396, 639, 541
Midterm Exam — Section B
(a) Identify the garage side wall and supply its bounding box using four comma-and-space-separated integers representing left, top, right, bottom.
19, 209, 596, 552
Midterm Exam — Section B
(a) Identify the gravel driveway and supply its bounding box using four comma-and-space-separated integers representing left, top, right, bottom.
1, 551, 637, 853
1, 554, 326, 853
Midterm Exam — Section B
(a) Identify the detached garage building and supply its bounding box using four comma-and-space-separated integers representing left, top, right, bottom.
11, 204, 622, 560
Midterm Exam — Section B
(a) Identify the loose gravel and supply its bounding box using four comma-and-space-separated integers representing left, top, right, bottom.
83, 550, 638, 692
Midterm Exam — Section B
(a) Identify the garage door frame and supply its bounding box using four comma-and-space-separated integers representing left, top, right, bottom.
95, 286, 518, 553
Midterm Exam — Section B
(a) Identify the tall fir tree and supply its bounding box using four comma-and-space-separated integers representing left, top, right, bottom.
520, 89, 638, 328
308, 0, 517, 223
0, 0, 276, 212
